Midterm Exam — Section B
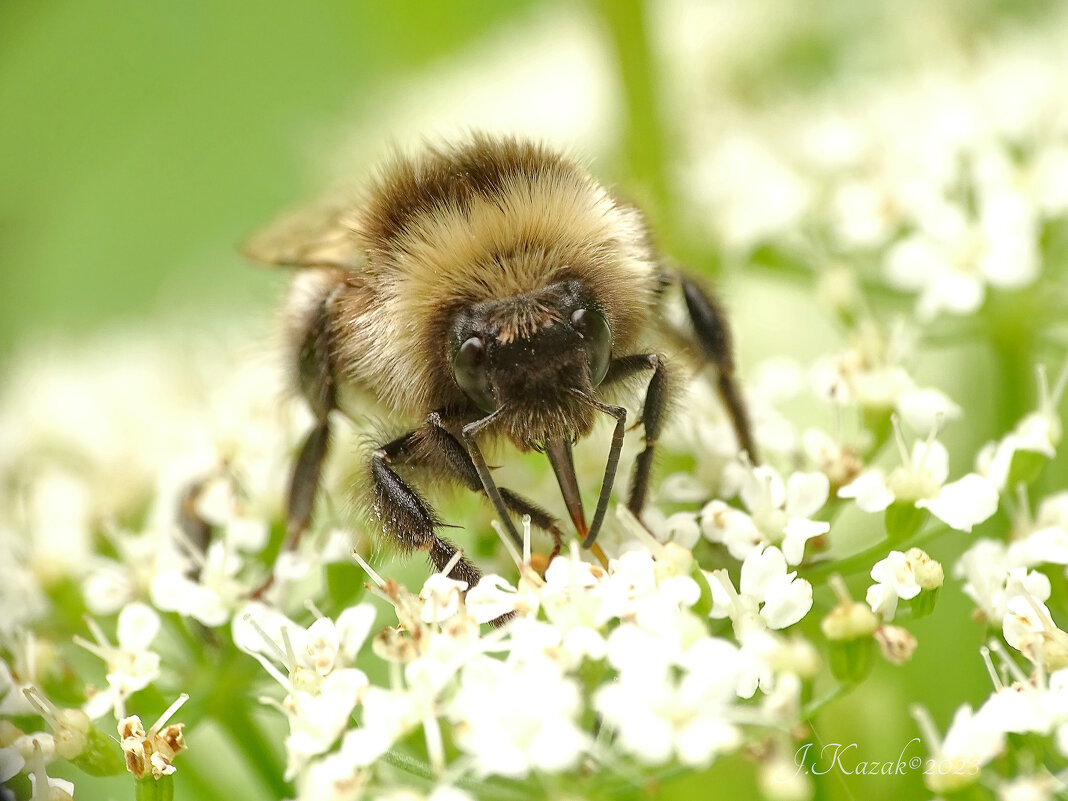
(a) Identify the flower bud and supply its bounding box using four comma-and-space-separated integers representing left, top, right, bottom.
71, 722, 125, 777
0, 720, 22, 747
822, 578, 878, 683
821, 601, 879, 641
905, 549, 943, 590
875, 625, 917, 664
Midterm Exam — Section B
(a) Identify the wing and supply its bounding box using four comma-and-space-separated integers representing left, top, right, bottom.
241, 200, 366, 271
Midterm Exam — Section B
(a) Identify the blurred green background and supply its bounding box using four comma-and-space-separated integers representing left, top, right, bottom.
4, 1, 1066, 799
0, 0, 560, 358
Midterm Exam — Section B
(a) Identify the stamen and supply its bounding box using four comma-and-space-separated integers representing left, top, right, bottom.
21, 686, 58, 728
72, 635, 108, 662
914, 414, 944, 473
29, 739, 50, 801
979, 646, 1003, 691
616, 505, 666, 559
241, 613, 288, 665
24, 631, 36, 687
352, 550, 385, 587
423, 714, 445, 776
987, 639, 1030, 685
491, 520, 524, 568
1036, 364, 1051, 416
440, 547, 464, 578
280, 626, 298, 672
1013, 483, 1032, 531
151, 693, 189, 732
1050, 357, 1068, 411
828, 574, 853, 606
83, 616, 110, 649
712, 569, 742, 616
909, 704, 942, 754
890, 414, 911, 468
258, 695, 286, 714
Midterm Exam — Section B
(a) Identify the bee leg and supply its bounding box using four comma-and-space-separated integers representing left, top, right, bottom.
672, 273, 759, 463
423, 413, 567, 560
602, 354, 670, 515
382, 415, 566, 562
286, 292, 339, 546
370, 435, 482, 587
286, 421, 331, 541
251, 295, 337, 600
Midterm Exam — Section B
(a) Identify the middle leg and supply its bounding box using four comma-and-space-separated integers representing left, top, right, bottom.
601, 353, 672, 516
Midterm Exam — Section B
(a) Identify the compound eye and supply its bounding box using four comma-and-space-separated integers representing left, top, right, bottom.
571, 308, 612, 386
453, 336, 497, 413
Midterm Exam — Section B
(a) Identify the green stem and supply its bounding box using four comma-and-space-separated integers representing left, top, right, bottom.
802, 683, 849, 722
382, 749, 538, 801
801, 523, 950, 583
135, 776, 174, 801
592, 0, 684, 261
222, 704, 290, 798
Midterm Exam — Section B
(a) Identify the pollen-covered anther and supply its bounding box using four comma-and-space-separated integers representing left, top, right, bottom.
118, 694, 189, 780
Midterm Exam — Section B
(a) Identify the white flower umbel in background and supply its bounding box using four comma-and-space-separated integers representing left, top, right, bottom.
883, 170, 1040, 321
838, 418, 999, 534
810, 320, 963, 434
150, 474, 271, 627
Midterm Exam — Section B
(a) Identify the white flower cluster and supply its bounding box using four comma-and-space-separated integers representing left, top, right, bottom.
670, 5, 1068, 324
228, 514, 819, 799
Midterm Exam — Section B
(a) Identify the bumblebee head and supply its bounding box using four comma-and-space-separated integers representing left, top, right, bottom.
447, 279, 613, 450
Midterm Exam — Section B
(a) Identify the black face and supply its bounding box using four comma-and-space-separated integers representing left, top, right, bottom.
448, 280, 613, 419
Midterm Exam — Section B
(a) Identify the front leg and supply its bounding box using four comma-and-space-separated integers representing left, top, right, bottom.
370, 434, 482, 586
375, 411, 569, 569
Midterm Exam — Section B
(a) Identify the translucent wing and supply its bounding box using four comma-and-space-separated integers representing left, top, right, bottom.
241, 200, 365, 270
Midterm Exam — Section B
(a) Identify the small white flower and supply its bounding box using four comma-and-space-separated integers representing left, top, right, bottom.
810, 320, 962, 431
447, 655, 586, 778
884, 175, 1039, 322
1003, 593, 1068, 670
419, 573, 469, 625
595, 637, 742, 766
76, 603, 161, 720
292, 751, 369, 801
866, 551, 923, 620
703, 463, 829, 565
707, 546, 813, 634
977, 361, 1068, 490
234, 602, 374, 778
913, 702, 1005, 793
956, 539, 1052, 622
118, 694, 188, 781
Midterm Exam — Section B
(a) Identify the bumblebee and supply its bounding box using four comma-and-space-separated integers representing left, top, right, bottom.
247, 134, 755, 586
